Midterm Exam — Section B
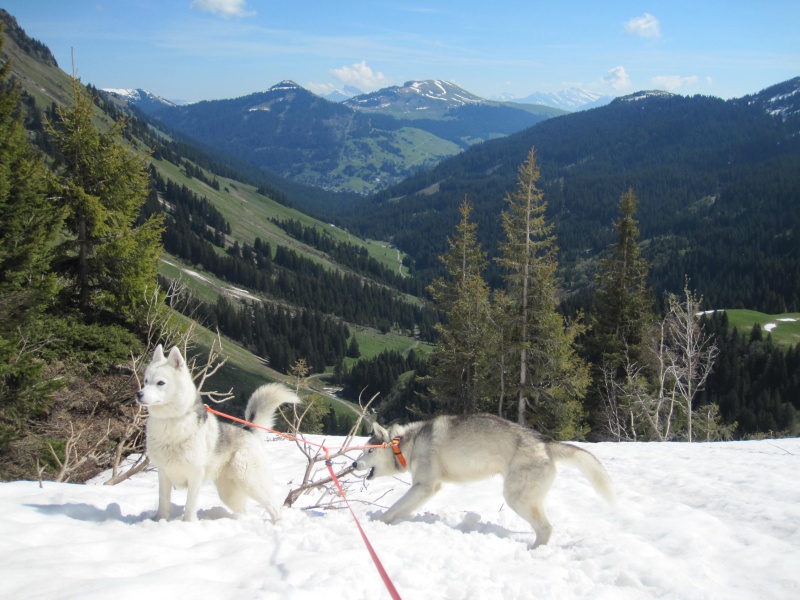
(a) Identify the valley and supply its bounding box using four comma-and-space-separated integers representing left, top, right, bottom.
1, 6, 798, 486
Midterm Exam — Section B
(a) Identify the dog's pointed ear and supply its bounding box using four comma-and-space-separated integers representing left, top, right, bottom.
167, 346, 186, 370
372, 422, 390, 442
152, 344, 165, 362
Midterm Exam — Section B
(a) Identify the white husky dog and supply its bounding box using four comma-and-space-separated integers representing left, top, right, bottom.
354, 413, 614, 547
135, 345, 298, 522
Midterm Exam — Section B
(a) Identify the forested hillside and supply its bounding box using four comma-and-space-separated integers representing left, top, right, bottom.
342, 84, 800, 314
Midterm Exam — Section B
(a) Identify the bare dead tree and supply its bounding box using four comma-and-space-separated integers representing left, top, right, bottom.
598, 359, 635, 441
141, 279, 192, 353
599, 286, 721, 443
283, 390, 379, 509
185, 326, 234, 404
48, 420, 113, 483
664, 286, 719, 442
104, 404, 150, 486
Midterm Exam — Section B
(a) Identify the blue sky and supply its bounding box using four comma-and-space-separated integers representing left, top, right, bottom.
3, 1, 798, 102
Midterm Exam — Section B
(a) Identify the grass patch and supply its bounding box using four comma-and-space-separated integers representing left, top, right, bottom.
343, 326, 434, 371
718, 310, 800, 347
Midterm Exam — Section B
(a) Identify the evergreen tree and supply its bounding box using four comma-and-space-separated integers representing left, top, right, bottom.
428, 200, 493, 414
47, 77, 163, 319
0, 32, 62, 326
0, 34, 63, 447
590, 187, 655, 365
588, 187, 656, 436
346, 336, 361, 359
486, 288, 515, 418
496, 147, 589, 439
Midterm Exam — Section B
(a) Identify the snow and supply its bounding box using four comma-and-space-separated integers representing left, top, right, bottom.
515, 87, 606, 110
103, 88, 140, 101
2, 435, 799, 599
406, 80, 481, 106
620, 91, 676, 103
102, 88, 176, 107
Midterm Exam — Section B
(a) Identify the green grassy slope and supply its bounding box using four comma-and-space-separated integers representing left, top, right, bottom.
723, 310, 800, 347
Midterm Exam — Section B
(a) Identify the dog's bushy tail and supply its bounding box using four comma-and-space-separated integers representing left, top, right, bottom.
245, 383, 301, 430
549, 443, 616, 504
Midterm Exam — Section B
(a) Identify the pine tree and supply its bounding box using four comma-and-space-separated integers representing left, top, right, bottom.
0, 33, 62, 325
0, 33, 64, 447
496, 147, 589, 439
47, 77, 163, 319
346, 336, 361, 359
428, 199, 493, 414
590, 187, 655, 366
588, 187, 656, 437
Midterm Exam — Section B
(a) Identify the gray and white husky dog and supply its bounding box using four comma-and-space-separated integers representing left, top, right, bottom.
135, 344, 299, 522
354, 413, 614, 547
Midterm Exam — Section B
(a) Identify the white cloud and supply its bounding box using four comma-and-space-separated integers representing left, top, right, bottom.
190, 0, 254, 18
604, 66, 632, 91
651, 75, 699, 91
624, 13, 661, 38
331, 60, 388, 92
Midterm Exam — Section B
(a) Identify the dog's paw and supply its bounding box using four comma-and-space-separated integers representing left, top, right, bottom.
376, 512, 397, 524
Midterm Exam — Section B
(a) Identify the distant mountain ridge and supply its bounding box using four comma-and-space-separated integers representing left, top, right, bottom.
118, 79, 561, 193
745, 77, 800, 119
341, 76, 800, 314
513, 87, 612, 111
323, 85, 363, 102
102, 88, 186, 115
344, 80, 484, 117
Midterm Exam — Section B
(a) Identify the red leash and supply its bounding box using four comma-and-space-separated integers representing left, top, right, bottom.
325, 458, 402, 600
205, 406, 403, 600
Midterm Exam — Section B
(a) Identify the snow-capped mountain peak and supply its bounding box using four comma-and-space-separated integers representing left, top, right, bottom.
269, 80, 304, 92
513, 87, 611, 111
617, 90, 676, 103
755, 77, 800, 119
344, 80, 485, 116
102, 88, 178, 108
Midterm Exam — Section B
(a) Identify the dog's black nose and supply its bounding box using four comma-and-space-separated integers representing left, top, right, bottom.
352, 461, 358, 469
136, 390, 144, 400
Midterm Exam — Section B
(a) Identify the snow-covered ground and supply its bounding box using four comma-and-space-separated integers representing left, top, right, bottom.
1, 436, 799, 599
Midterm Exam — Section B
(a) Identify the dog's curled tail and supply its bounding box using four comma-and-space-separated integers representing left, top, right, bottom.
245, 383, 301, 430
549, 442, 616, 504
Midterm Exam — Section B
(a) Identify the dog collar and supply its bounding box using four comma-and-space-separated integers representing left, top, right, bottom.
389, 436, 407, 468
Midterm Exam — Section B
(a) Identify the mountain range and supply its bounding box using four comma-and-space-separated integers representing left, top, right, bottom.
340, 77, 800, 314
102, 81, 606, 195
104, 79, 563, 193
322, 85, 363, 102
511, 87, 612, 111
